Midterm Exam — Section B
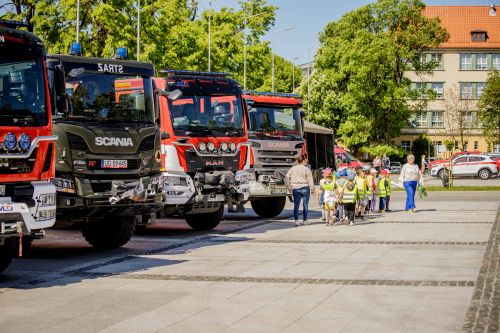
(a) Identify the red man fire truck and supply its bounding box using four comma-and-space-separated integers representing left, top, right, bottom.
0, 20, 57, 272
154, 70, 250, 230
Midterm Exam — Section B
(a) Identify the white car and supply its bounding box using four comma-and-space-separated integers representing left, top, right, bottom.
430, 154, 499, 180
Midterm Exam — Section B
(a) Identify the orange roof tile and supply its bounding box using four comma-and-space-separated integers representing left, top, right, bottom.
423, 6, 500, 49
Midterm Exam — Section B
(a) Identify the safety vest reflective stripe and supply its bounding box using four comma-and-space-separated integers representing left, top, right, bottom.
342, 188, 357, 203
355, 176, 366, 195
377, 178, 390, 197
366, 175, 374, 195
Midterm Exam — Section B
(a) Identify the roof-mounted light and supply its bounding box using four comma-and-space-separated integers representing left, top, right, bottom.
0, 19, 33, 32
160, 69, 232, 78
115, 47, 128, 60
69, 42, 82, 56
243, 91, 302, 98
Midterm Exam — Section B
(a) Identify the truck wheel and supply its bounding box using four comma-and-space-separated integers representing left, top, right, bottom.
251, 197, 286, 218
478, 168, 491, 180
0, 239, 14, 273
184, 205, 224, 231
82, 217, 136, 249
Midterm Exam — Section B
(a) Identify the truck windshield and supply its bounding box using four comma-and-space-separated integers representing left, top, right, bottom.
248, 107, 302, 140
64, 71, 154, 124
0, 57, 48, 126
168, 95, 245, 137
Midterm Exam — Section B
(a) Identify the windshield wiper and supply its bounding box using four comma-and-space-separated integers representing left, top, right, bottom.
221, 126, 242, 137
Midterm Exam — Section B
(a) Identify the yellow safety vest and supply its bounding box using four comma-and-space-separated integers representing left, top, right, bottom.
366, 175, 375, 195
342, 184, 358, 203
377, 178, 390, 198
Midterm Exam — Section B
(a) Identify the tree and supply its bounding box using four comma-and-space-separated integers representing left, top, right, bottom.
479, 70, 500, 148
300, 0, 449, 149
411, 134, 434, 163
1, 0, 301, 92
442, 84, 476, 151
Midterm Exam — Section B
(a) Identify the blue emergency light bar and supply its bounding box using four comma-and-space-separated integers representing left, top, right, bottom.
160, 69, 232, 78
69, 42, 82, 56
0, 19, 33, 32
115, 47, 128, 60
243, 91, 302, 98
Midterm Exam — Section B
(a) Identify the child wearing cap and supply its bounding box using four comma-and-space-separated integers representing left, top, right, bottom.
377, 169, 391, 212
341, 173, 358, 225
335, 169, 348, 222
368, 168, 379, 213
319, 168, 337, 225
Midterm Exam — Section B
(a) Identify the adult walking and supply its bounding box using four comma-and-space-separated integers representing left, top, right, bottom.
373, 156, 382, 172
399, 154, 423, 212
286, 155, 315, 226
382, 154, 390, 170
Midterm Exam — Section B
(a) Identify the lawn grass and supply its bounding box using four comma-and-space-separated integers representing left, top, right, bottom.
392, 186, 500, 191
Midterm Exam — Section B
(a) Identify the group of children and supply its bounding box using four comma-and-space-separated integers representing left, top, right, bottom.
319, 166, 392, 226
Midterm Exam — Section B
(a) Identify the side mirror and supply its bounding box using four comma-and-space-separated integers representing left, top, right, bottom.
54, 65, 66, 96
300, 110, 306, 119
158, 88, 183, 101
160, 131, 170, 140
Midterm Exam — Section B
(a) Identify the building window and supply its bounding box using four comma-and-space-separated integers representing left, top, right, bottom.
476, 54, 488, 70
493, 54, 500, 70
477, 82, 486, 98
401, 141, 411, 152
435, 141, 445, 154
431, 83, 444, 99
464, 141, 469, 150
460, 54, 472, 70
471, 31, 487, 42
463, 111, 478, 128
421, 53, 444, 70
493, 144, 500, 153
460, 83, 473, 99
474, 141, 479, 150
431, 111, 444, 128
414, 82, 427, 98
413, 112, 428, 128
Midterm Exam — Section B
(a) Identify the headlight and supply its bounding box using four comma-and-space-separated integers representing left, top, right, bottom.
17, 133, 31, 151
37, 209, 56, 221
150, 174, 163, 186
2, 132, 16, 151
38, 193, 56, 207
165, 176, 188, 187
230, 142, 237, 151
221, 142, 228, 152
199, 142, 207, 152
207, 142, 215, 151
235, 171, 250, 184
52, 177, 76, 194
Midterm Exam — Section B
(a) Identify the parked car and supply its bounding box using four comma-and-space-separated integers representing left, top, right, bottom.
428, 151, 482, 170
485, 152, 500, 174
335, 147, 367, 169
389, 162, 402, 173
430, 154, 498, 180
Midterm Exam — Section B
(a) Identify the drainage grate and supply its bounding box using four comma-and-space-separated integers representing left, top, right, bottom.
207, 239, 489, 246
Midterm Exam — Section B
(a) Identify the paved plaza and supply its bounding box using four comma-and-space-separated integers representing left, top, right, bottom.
0, 191, 498, 333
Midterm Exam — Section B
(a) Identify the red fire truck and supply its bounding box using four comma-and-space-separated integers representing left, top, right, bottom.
154, 70, 250, 230
0, 20, 57, 272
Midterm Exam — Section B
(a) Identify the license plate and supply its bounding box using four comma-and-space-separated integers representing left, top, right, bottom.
271, 188, 287, 195
0, 185, 5, 196
101, 160, 128, 169
208, 194, 225, 202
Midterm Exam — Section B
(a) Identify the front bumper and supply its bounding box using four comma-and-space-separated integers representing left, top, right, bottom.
162, 172, 195, 206
0, 181, 56, 237
248, 181, 289, 198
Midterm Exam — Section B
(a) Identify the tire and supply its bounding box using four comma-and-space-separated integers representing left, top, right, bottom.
438, 169, 447, 180
251, 197, 287, 218
184, 205, 224, 231
0, 239, 14, 273
478, 168, 491, 180
82, 217, 136, 249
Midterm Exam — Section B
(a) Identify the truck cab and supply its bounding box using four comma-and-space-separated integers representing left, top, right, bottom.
154, 70, 250, 230
242, 92, 305, 218
46, 47, 165, 248
0, 20, 57, 272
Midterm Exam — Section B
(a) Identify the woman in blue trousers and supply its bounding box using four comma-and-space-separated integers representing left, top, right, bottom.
398, 154, 423, 212
286, 155, 316, 226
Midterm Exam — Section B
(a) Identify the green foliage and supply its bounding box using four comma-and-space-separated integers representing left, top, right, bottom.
479, 70, 500, 145
360, 144, 405, 158
1, 0, 302, 92
300, 0, 449, 148
411, 134, 434, 159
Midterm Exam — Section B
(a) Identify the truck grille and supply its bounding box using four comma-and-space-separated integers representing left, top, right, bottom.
67, 133, 90, 151
138, 135, 155, 152
0, 148, 38, 174
258, 150, 296, 157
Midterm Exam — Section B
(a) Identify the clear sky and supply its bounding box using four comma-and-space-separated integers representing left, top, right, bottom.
211, 0, 492, 65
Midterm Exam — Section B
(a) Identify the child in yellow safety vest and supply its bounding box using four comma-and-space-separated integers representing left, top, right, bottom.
319, 168, 337, 225
365, 168, 378, 213
354, 169, 368, 219
341, 174, 358, 225
377, 169, 391, 212
385, 169, 392, 212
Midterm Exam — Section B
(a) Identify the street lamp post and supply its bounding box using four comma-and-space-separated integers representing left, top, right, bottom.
307, 45, 318, 113
272, 27, 295, 92
243, 11, 267, 91
76, 0, 80, 43
136, 0, 140, 61
292, 57, 298, 92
